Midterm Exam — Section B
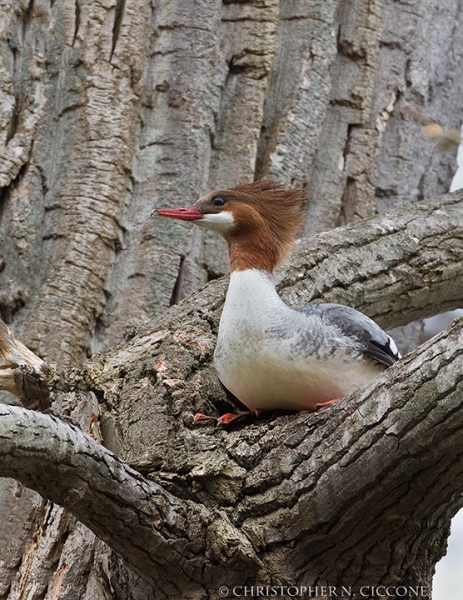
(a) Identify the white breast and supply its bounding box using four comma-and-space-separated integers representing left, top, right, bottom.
214, 269, 383, 411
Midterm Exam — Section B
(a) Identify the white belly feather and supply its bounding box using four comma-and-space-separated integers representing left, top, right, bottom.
214, 270, 383, 412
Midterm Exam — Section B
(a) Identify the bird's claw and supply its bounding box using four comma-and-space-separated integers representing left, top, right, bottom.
193, 412, 219, 423
193, 410, 261, 426
311, 398, 341, 411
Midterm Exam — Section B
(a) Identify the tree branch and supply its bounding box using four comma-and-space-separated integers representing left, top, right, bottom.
84, 189, 463, 470
1, 317, 463, 590
1, 190, 463, 593
0, 404, 261, 594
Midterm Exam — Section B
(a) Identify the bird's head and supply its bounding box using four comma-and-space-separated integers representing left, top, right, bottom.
154, 180, 306, 272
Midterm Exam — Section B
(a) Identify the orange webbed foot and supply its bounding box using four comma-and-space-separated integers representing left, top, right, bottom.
193, 412, 219, 423
312, 398, 341, 411
193, 410, 262, 426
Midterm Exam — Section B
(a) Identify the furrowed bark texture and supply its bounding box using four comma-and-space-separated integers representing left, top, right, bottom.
78, 189, 463, 473
1, 316, 463, 600
0, 0, 463, 597
1, 189, 455, 599
0, 0, 462, 364
0, 0, 151, 366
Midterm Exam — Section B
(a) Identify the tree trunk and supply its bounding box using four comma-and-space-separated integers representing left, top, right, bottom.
1, 190, 463, 599
1, 0, 463, 598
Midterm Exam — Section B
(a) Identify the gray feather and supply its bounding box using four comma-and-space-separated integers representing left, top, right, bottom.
297, 304, 401, 367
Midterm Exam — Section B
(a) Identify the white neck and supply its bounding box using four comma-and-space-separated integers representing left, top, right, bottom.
220, 269, 289, 330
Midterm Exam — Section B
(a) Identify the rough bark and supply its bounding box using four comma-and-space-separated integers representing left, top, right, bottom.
0, 190, 463, 598
1, 311, 463, 599
62, 190, 462, 501
1, 0, 463, 598
256, 0, 463, 230
1, 0, 462, 362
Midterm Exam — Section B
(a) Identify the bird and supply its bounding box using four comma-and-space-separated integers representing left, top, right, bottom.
154, 180, 401, 425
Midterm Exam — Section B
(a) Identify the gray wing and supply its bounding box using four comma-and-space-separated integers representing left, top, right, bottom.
298, 303, 401, 367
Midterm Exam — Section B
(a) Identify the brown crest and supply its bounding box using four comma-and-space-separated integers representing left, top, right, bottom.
216, 180, 306, 272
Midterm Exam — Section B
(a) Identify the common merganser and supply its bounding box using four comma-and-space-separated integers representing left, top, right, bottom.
154, 180, 401, 425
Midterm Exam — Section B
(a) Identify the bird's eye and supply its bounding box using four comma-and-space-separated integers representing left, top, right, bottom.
212, 196, 225, 207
